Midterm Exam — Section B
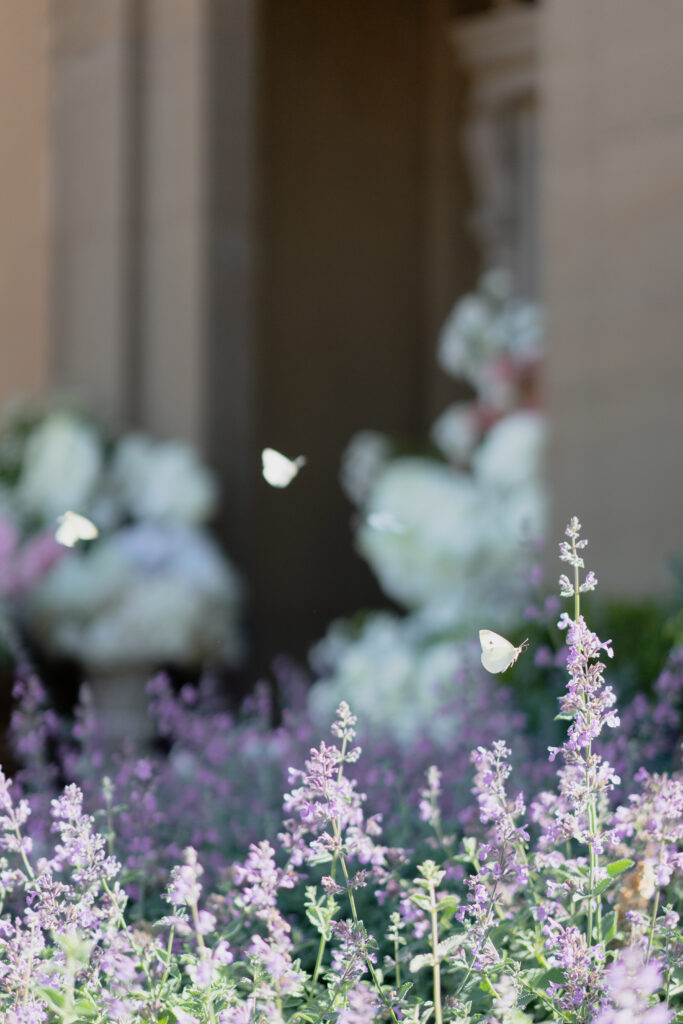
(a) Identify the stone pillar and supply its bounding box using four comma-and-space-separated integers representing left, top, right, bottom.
49, 0, 257, 452
0, 2, 51, 408
50, 1, 135, 427
541, 0, 683, 595
137, 0, 211, 447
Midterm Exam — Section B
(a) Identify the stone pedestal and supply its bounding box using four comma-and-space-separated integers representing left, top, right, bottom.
82, 665, 156, 750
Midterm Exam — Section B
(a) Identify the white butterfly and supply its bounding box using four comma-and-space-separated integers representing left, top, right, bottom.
55, 510, 99, 548
479, 629, 528, 674
261, 447, 306, 488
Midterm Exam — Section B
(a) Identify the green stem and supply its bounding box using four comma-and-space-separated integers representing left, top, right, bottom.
482, 974, 500, 1001
586, 797, 596, 944
303, 728, 399, 1023
157, 926, 175, 998
427, 876, 443, 1024
309, 909, 331, 990
335, 833, 399, 1024
190, 900, 217, 1024
190, 900, 206, 952
13, 823, 35, 881
573, 535, 601, 946
308, 733, 348, 994
573, 557, 580, 624
21, 923, 34, 1006
646, 887, 661, 965
102, 878, 154, 990
646, 837, 666, 963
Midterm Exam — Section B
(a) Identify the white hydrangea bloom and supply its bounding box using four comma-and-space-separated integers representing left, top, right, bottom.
476, 359, 520, 414
308, 613, 467, 744
25, 523, 243, 669
436, 272, 542, 393
499, 303, 544, 362
430, 402, 481, 464
340, 430, 392, 507
436, 293, 493, 381
479, 266, 514, 304
473, 410, 546, 491
498, 479, 547, 544
110, 435, 218, 524
356, 458, 490, 608
18, 413, 103, 521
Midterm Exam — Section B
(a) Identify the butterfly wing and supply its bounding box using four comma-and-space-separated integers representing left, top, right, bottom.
262, 448, 296, 488
262, 448, 307, 487
55, 511, 98, 548
479, 628, 519, 674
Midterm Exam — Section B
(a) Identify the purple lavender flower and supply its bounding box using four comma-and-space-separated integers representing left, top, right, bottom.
593, 946, 672, 1024
532, 520, 620, 867
49, 784, 120, 889
543, 922, 605, 1011
337, 981, 380, 1023
419, 766, 442, 832
458, 742, 529, 969
330, 919, 377, 984
166, 846, 203, 908
613, 770, 683, 886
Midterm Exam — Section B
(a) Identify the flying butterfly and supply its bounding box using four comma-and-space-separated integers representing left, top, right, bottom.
479, 629, 528, 674
55, 510, 99, 548
261, 447, 306, 488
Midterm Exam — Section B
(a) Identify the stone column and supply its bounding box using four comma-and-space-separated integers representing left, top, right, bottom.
0, 2, 51, 408
49, 0, 257, 463
50, 1, 135, 427
137, 0, 212, 447
541, 0, 683, 595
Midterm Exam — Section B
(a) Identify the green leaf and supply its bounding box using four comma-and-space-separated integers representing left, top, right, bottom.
409, 952, 435, 973
462, 836, 477, 860
73, 997, 98, 1019
606, 859, 635, 879
524, 966, 564, 994
602, 910, 618, 944
409, 893, 433, 912
573, 876, 614, 901
38, 989, 66, 1012
437, 934, 465, 958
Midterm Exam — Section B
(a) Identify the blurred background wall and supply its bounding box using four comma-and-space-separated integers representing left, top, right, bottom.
1, 0, 682, 668
541, 0, 683, 596
0, 5, 50, 408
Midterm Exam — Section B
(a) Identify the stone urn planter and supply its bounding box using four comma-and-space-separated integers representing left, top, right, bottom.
82, 663, 157, 750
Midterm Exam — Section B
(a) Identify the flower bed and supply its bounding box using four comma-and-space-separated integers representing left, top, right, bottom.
1, 517, 682, 1023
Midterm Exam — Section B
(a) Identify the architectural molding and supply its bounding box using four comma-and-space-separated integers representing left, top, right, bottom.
451, 3, 539, 293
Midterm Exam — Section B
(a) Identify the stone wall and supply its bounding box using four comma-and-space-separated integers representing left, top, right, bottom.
541, 0, 683, 596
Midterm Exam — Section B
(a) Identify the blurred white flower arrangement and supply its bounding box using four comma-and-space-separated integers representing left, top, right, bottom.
312, 270, 545, 738
0, 402, 244, 671
308, 612, 469, 746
